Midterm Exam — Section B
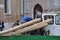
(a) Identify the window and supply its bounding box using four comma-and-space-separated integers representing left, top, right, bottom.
20, 0, 30, 16
55, 14, 60, 25
44, 15, 54, 25
5, 0, 7, 13
4, 0, 11, 15
24, 0, 30, 13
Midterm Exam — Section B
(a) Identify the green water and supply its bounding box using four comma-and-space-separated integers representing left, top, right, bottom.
0, 35, 60, 40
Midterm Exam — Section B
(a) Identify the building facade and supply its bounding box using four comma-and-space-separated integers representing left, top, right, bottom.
0, 0, 20, 22
0, 0, 60, 22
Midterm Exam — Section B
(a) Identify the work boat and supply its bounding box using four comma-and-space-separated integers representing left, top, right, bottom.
42, 12, 60, 36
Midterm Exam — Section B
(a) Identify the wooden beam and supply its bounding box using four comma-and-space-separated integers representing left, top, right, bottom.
0, 18, 41, 35
1, 19, 52, 36
1, 22, 48, 36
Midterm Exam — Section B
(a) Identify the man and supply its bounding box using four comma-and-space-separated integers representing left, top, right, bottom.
12, 20, 20, 27
0, 20, 5, 31
21, 16, 33, 24
34, 9, 46, 35
35, 9, 42, 18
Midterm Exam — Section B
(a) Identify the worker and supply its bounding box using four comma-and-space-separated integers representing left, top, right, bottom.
12, 20, 20, 32
12, 20, 20, 27
35, 9, 42, 18
21, 16, 33, 24
0, 20, 5, 31
34, 9, 46, 35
